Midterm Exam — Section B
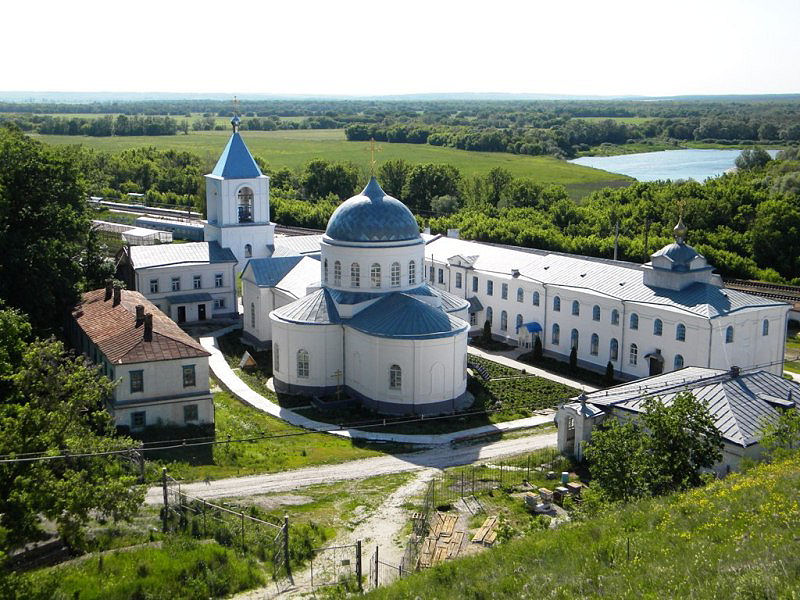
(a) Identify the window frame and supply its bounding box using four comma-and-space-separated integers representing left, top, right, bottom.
351, 263, 360, 288
171, 277, 180, 292
391, 262, 401, 287
334, 260, 342, 286
389, 364, 402, 390
193, 275, 202, 290
297, 349, 310, 378
517, 288, 524, 303
130, 369, 144, 393
183, 404, 199, 423
149, 279, 159, 294
182, 364, 196, 388
214, 273, 224, 288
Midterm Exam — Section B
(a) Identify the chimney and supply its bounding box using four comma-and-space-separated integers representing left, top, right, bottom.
143, 313, 153, 342
135, 305, 145, 326
104, 280, 114, 301
112, 284, 122, 306
730, 365, 740, 379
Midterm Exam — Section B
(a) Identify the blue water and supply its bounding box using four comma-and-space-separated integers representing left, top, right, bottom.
569, 148, 780, 182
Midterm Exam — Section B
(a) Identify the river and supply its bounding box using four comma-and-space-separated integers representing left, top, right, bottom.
569, 148, 781, 182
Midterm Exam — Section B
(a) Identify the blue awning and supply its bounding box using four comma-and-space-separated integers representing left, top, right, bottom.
519, 321, 542, 333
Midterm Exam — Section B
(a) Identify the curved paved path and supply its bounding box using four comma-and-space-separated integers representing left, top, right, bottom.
203, 336, 556, 445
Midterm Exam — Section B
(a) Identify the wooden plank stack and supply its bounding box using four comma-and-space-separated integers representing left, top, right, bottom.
471, 516, 499, 546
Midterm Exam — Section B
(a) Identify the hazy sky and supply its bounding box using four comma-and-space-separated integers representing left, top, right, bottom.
3, 0, 798, 96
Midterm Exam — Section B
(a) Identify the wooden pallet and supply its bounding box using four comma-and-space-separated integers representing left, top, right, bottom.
472, 516, 498, 545
432, 545, 449, 566
429, 512, 458, 538
448, 531, 465, 558
418, 537, 436, 568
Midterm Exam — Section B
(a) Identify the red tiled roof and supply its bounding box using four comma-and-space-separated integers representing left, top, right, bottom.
71, 289, 210, 364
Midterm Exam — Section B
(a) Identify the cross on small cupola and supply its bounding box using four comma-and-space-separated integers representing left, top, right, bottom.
231, 96, 241, 133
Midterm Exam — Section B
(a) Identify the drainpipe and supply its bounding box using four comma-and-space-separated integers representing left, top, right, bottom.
707, 318, 714, 368
620, 301, 626, 379
542, 284, 548, 352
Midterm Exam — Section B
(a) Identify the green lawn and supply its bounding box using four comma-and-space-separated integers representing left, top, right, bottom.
368, 451, 800, 599
150, 391, 388, 482
31, 129, 631, 187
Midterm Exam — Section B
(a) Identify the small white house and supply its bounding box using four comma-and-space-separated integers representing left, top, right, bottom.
555, 365, 798, 475
68, 284, 214, 431
116, 241, 237, 323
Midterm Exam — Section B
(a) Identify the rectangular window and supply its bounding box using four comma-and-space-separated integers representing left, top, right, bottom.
149, 279, 159, 294
429, 265, 434, 282
487, 280, 493, 296
470, 313, 477, 326
193, 275, 202, 289
501, 283, 508, 299
438, 269, 444, 284
171, 277, 180, 292
215, 273, 224, 288
130, 370, 143, 393
455, 273, 462, 288
182, 364, 196, 387
183, 404, 198, 422
131, 411, 146, 429
214, 298, 225, 310
472, 277, 478, 292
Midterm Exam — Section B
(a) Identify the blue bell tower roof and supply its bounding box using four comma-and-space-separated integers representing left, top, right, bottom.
325, 178, 420, 243
211, 132, 262, 179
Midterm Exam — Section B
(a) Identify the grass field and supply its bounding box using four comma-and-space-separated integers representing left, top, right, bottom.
368, 451, 800, 599
31, 129, 632, 193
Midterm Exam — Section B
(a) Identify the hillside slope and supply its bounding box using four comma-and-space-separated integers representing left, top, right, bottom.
368, 454, 800, 599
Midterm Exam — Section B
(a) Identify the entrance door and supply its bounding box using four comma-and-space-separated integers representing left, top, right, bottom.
177, 306, 187, 323
649, 356, 663, 376
198, 304, 206, 321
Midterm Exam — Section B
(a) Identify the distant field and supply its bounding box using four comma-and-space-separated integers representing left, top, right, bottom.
33, 129, 632, 197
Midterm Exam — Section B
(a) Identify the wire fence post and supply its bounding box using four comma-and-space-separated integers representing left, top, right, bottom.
240, 511, 245, 551
161, 467, 168, 532
356, 539, 362, 592
526, 455, 531, 482
202, 499, 207, 536
373, 545, 379, 589
284, 515, 291, 579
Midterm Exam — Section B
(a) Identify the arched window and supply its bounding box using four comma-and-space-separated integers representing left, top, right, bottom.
611, 309, 619, 325
532, 291, 540, 306
245, 243, 253, 258
552, 323, 560, 345
592, 305, 600, 321
323, 259, 328, 283
654, 319, 663, 336
250, 302, 256, 328
486, 307, 493, 326
516, 314, 523, 332
408, 260, 416, 285
371, 263, 381, 287
630, 313, 639, 330
610, 338, 619, 361
571, 328, 579, 349
762, 319, 769, 336
726, 326, 734, 344
297, 349, 309, 378
500, 311, 508, 331
350, 263, 360, 288
334, 261, 342, 286
674, 354, 684, 370
676, 323, 686, 341
389, 364, 402, 390
237, 186, 254, 223
629, 343, 638, 365
391, 262, 401, 287
487, 280, 494, 296
517, 288, 524, 302
572, 300, 580, 316
455, 272, 462, 288
590, 333, 599, 356
553, 296, 561, 312
273, 344, 279, 372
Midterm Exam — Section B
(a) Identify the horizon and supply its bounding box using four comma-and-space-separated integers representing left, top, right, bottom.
2, 0, 798, 97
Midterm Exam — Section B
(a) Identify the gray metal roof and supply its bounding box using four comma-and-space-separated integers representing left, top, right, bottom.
426, 237, 787, 319
245, 256, 304, 287
273, 234, 325, 256
272, 288, 340, 325
581, 366, 799, 447
429, 286, 471, 313
166, 292, 213, 304
348, 293, 469, 340
129, 242, 236, 269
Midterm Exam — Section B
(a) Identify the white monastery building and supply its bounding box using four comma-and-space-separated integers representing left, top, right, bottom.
555, 365, 799, 474
117, 116, 276, 321
243, 178, 471, 415
68, 284, 214, 431
425, 219, 789, 379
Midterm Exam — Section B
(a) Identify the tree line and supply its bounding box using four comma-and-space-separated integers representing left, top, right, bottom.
2, 114, 182, 136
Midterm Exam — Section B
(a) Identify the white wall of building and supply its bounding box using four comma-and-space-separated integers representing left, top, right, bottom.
113, 396, 214, 430
114, 358, 210, 405
242, 278, 297, 343
270, 319, 344, 391
320, 238, 426, 293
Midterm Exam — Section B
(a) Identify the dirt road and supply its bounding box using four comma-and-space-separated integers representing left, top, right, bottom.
145, 432, 556, 504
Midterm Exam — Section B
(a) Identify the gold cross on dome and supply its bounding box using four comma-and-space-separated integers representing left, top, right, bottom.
366, 138, 382, 176
232, 96, 240, 117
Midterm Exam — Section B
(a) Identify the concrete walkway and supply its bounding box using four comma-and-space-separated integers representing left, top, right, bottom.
467, 346, 599, 392
202, 336, 555, 446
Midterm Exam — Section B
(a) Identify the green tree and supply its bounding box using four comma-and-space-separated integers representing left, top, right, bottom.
403, 163, 461, 212
484, 167, 513, 207
0, 126, 96, 332
0, 310, 143, 553
377, 159, 410, 199
751, 197, 800, 279
760, 407, 800, 460
735, 147, 772, 171
430, 194, 461, 215
583, 420, 649, 502
532, 335, 543, 361
301, 159, 359, 200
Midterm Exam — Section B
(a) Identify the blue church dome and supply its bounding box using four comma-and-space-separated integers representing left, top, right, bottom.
325, 178, 421, 243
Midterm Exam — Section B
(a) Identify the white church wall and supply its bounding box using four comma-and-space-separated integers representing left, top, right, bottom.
271, 319, 343, 394
320, 239, 426, 293
708, 308, 788, 375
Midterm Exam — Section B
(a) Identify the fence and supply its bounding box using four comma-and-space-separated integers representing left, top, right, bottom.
161, 469, 291, 587
367, 545, 410, 590
309, 540, 361, 590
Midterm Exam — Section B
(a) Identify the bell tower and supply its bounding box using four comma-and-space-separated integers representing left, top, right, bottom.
203, 113, 275, 271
